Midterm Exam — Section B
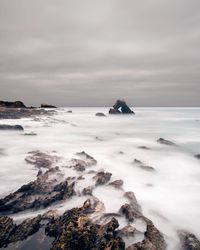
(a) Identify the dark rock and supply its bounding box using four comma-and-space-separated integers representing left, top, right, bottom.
109, 179, 124, 188
95, 112, 106, 117
76, 151, 97, 166
45, 201, 125, 250
40, 104, 57, 108
179, 230, 200, 250
133, 159, 155, 172
194, 154, 200, 159
157, 138, 177, 146
127, 218, 166, 250
138, 146, 151, 150
0, 100, 26, 108
82, 187, 93, 196
119, 203, 142, 222
0, 124, 24, 131
93, 171, 112, 185
67, 110, 72, 113
109, 100, 135, 115
0, 216, 15, 247
0, 167, 75, 214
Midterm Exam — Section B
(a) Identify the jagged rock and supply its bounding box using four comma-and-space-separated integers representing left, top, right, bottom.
25, 150, 59, 169
0, 216, 15, 247
0, 124, 24, 131
119, 203, 142, 222
93, 171, 112, 185
117, 224, 136, 238
127, 219, 166, 250
40, 104, 57, 108
194, 154, 200, 159
109, 100, 135, 114
133, 159, 155, 172
109, 179, 124, 188
0, 100, 26, 108
179, 231, 200, 250
0, 167, 75, 214
46, 201, 125, 250
157, 138, 177, 146
95, 112, 106, 117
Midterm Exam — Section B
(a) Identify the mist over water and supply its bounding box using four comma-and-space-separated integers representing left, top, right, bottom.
0, 107, 200, 249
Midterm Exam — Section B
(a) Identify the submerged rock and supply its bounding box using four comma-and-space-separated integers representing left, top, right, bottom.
194, 154, 200, 160
133, 159, 155, 172
95, 112, 106, 117
109, 179, 124, 189
0, 124, 24, 131
157, 138, 177, 146
138, 146, 151, 150
109, 100, 135, 114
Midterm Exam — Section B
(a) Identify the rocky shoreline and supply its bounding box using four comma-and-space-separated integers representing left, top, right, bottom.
0, 149, 199, 250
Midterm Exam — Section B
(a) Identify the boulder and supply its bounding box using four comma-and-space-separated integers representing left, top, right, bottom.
194, 154, 200, 159
109, 100, 135, 114
0, 124, 24, 131
93, 171, 112, 185
179, 231, 200, 250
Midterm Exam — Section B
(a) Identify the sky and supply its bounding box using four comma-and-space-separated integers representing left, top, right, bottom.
0, 0, 200, 107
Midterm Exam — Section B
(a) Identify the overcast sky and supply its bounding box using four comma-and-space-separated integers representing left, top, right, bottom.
0, 0, 200, 106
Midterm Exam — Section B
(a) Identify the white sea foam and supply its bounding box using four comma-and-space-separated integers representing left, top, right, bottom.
0, 107, 200, 249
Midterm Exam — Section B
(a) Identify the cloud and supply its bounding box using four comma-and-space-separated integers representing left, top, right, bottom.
0, 0, 200, 106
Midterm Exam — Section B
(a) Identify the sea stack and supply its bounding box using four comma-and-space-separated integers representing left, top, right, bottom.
109, 99, 135, 114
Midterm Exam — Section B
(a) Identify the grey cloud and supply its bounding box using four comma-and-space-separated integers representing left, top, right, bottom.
0, 0, 200, 106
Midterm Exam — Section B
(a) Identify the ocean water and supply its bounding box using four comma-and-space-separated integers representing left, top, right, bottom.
0, 107, 200, 249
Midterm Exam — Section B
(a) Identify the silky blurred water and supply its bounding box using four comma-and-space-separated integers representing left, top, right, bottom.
0, 107, 200, 249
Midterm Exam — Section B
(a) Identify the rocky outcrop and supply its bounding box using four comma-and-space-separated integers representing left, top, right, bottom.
109, 100, 135, 115
40, 104, 57, 108
157, 138, 177, 146
0, 124, 24, 131
0, 167, 75, 214
0, 100, 26, 108
179, 231, 200, 250
45, 200, 125, 250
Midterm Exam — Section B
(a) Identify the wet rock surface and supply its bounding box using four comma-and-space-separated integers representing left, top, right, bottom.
0, 167, 75, 214
95, 112, 106, 117
133, 159, 155, 172
179, 231, 200, 250
0, 151, 171, 250
0, 124, 24, 131
157, 138, 177, 146
0, 101, 26, 108
41, 104, 57, 108
109, 100, 135, 115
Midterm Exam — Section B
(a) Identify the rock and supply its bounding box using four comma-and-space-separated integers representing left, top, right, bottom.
194, 154, 200, 159
93, 171, 112, 185
179, 230, 200, 250
109, 179, 124, 188
25, 150, 59, 169
40, 104, 57, 108
157, 138, 177, 146
133, 159, 155, 172
0, 100, 26, 108
45, 201, 125, 250
95, 112, 106, 117
23, 132, 37, 136
117, 224, 136, 238
76, 151, 97, 166
119, 203, 141, 222
138, 146, 151, 150
0, 167, 75, 214
0, 124, 24, 131
127, 219, 166, 250
82, 187, 93, 196
0, 216, 15, 247
109, 100, 135, 114
67, 110, 72, 113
